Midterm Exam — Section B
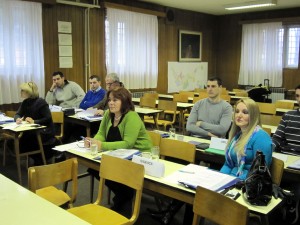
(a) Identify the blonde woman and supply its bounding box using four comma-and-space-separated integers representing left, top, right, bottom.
220, 98, 272, 180
14, 82, 56, 164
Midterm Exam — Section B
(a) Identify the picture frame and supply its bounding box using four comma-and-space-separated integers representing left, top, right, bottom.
179, 30, 202, 62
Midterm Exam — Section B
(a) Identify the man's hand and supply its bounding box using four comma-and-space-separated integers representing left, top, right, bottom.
95, 109, 104, 116
25, 117, 34, 124
208, 132, 218, 137
50, 82, 56, 92
196, 121, 202, 127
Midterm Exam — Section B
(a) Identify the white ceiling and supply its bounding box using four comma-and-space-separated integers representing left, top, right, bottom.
139, 0, 300, 15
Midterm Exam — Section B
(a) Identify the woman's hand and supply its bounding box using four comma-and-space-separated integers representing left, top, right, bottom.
16, 117, 23, 124
94, 109, 104, 116
25, 117, 34, 124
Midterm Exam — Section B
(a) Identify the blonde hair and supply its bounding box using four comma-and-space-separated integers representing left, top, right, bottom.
20, 82, 39, 98
227, 98, 261, 155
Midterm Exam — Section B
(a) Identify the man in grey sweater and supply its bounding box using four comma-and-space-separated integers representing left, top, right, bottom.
186, 77, 232, 139
45, 71, 85, 108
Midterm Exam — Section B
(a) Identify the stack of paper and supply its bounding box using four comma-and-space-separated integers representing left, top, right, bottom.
101, 149, 141, 160
0, 114, 14, 124
164, 164, 238, 191
77, 108, 103, 121
287, 159, 300, 170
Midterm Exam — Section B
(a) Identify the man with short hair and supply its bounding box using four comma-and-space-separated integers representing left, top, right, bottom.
186, 77, 232, 139
94, 73, 123, 116
45, 71, 85, 108
272, 85, 300, 224
79, 75, 106, 110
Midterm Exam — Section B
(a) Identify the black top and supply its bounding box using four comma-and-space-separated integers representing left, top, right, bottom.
106, 115, 124, 142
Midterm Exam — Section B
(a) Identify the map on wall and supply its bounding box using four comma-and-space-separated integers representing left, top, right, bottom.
168, 62, 208, 93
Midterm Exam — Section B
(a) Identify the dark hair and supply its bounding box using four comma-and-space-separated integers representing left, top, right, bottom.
107, 87, 134, 115
52, 71, 64, 77
89, 75, 100, 81
295, 85, 300, 90
208, 77, 222, 86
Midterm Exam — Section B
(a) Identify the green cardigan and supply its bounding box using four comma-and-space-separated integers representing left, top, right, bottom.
94, 110, 152, 151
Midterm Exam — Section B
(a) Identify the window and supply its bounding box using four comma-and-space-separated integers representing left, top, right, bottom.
283, 26, 300, 68
105, 8, 158, 89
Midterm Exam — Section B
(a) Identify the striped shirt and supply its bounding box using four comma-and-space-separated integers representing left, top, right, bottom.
272, 109, 300, 155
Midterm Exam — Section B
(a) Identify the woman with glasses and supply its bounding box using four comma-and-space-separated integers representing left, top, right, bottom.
13, 82, 56, 164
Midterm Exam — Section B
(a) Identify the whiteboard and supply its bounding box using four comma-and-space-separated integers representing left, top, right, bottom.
168, 62, 208, 93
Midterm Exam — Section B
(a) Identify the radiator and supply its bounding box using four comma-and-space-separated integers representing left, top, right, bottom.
269, 88, 285, 103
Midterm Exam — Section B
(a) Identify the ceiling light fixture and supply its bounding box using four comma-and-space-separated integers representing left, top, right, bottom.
224, 0, 277, 10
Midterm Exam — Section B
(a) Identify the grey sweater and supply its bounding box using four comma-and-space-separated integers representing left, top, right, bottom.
186, 98, 232, 139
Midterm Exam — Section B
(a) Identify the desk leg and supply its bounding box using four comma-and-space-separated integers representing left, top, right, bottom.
13, 136, 22, 184
86, 127, 91, 138
36, 132, 46, 165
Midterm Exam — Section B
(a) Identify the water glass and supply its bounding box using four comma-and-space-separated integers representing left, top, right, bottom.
176, 135, 184, 141
90, 143, 98, 156
169, 127, 176, 139
151, 146, 160, 161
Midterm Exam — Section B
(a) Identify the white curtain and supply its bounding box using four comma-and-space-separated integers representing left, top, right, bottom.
106, 8, 158, 89
238, 22, 283, 87
0, 0, 44, 104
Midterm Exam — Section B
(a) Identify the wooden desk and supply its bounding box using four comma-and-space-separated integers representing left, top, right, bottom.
135, 106, 162, 128
0, 123, 46, 184
64, 147, 281, 223
0, 174, 90, 225
65, 115, 101, 137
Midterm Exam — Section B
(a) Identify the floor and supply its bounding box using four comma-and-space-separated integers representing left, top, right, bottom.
0, 142, 293, 225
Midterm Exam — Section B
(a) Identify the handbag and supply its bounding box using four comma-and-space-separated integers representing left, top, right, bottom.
243, 150, 273, 206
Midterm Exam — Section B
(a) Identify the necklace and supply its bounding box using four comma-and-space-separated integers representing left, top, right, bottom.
114, 115, 122, 121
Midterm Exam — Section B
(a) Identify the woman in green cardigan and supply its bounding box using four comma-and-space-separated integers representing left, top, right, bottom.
86, 87, 152, 212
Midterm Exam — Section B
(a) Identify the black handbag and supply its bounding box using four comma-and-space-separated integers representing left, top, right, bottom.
243, 150, 273, 206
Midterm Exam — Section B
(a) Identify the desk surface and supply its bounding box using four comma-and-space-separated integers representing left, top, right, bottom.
0, 174, 90, 225
64, 146, 281, 215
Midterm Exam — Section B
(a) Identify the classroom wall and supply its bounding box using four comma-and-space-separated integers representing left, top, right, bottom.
216, 8, 300, 91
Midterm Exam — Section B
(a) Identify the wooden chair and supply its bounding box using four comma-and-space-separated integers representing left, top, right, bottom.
194, 88, 206, 93
270, 157, 284, 186
275, 100, 294, 110
233, 88, 246, 92
68, 155, 145, 225
262, 127, 272, 136
144, 100, 177, 131
28, 158, 78, 208
160, 138, 195, 163
235, 91, 248, 97
257, 102, 276, 115
260, 114, 282, 126
147, 130, 161, 146
140, 96, 157, 108
173, 93, 189, 103
51, 111, 64, 144
192, 186, 249, 225
178, 91, 195, 98
220, 94, 231, 102
198, 92, 208, 99
143, 92, 159, 99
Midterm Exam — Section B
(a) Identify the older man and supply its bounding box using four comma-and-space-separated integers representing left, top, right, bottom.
94, 73, 123, 116
45, 71, 85, 108
186, 77, 232, 139
79, 75, 106, 110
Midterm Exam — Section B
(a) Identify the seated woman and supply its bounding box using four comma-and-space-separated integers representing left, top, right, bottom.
220, 98, 272, 180
14, 82, 56, 164
86, 87, 152, 211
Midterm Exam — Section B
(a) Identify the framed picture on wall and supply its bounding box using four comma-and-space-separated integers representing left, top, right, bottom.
179, 30, 202, 62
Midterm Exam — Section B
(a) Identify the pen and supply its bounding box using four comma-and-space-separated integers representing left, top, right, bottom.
80, 136, 91, 143
178, 170, 195, 174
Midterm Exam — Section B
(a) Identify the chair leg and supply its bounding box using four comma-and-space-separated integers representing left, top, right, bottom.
90, 175, 94, 203
3, 139, 7, 166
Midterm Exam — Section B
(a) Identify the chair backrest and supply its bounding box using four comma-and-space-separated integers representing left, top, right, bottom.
220, 94, 231, 102
262, 127, 271, 136
270, 157, 284, 186
260, 114, 282, 126
147, 130, 161, 146
51, 111, 64, 142
257, 102, 276, 115
97, 155, 145, 223
157, 100, 177, 111
275, 100, 294, 109
160, 138, 195, 163
197, 92, 208, 99
235, 91, 248, 97
192, 186, 249, 225
5, 110, 16, 118
221, 87, 228, 95
194, 88, 206, 93
28, 158, 78, 204
140, 96, 156, 108
178, 91, 195, 98
233, 88, 245, 92
173, 93, 189, 103
143, 92, 158, 100
192, 96, 202, 103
